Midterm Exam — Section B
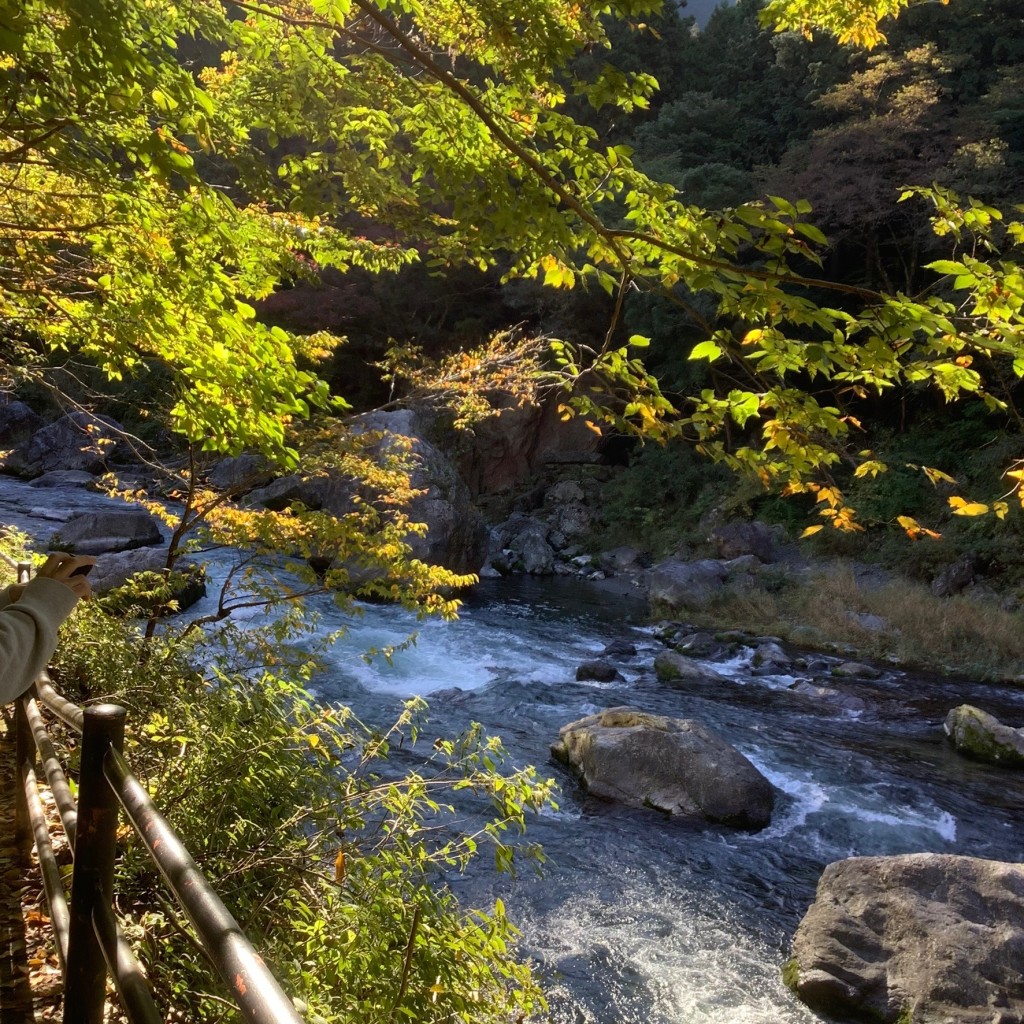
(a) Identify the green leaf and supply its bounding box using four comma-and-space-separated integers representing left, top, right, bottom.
689, 341, 724, 362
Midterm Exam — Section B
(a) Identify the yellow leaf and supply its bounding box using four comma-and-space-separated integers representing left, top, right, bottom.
800, 525, 824, 538
922, 466, 957, 486
949, 499, 989, 516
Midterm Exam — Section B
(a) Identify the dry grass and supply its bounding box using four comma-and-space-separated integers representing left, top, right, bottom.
694, 565, 1024, 682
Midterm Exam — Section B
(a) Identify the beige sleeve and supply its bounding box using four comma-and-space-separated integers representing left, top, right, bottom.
0, 577, 79, 704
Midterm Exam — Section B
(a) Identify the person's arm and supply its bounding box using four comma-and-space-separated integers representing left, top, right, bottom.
0, 576, 79, 704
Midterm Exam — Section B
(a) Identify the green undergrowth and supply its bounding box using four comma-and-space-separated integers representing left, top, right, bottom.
48, 604, 555, 1024
683, 565, 1024, 682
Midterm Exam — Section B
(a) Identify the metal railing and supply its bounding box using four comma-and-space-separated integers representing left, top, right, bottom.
11, 560, 303, 1024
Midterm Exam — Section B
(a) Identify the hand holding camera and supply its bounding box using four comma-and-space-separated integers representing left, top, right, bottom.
36, 552, 96, 601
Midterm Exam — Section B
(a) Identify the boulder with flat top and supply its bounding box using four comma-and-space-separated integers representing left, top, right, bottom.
551, 706, 774, 829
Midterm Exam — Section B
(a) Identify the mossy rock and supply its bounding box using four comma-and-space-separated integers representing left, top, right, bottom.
943, 705, 1024, 767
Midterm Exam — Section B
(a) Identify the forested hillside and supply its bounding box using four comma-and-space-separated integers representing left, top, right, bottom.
2, 1, 1024, 1021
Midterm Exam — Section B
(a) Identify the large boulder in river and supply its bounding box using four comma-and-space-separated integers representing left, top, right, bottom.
551, 706, 774, 829
4, 412, 126, 477
943, 705, 1024, 767
788, 853, 1024, 1024
50, 510, 163, 555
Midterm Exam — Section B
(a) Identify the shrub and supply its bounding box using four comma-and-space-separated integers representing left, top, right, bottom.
50, 606, 554, 1023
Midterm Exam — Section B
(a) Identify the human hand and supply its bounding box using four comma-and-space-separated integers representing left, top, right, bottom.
37, 552, 96, 601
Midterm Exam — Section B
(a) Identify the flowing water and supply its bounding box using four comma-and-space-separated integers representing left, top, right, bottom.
4, 478, 1024, 1023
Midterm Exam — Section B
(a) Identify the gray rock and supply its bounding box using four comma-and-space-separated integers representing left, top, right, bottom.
789, 853, 1024, 1023
50, 510, 163, 555
29, 470, 96, 489
247, 475, 307, 511
602, 639, 637, 658
5, 412, 126, 477
654, 650, 726, 684
648, 558, 728, 612
787, 681, 868, 714
944, 705, 1024, 767
545, 480, 585, 505
491, 515, 556, 574
832, 661, 882, 680
554, 501, 595, 540
551, 706, 774, 828
94, 550, 206, 615
599, 546, 648, 573
932, 554, 977, 598
575, 660, 623, 683
0, 401, 43, 445
711, 520, 777, 563
847, 611, 889, 632
752, 642, 791, 671
672, 632, 720, 658
722, 553, 763, 576
206, 453, 274, 493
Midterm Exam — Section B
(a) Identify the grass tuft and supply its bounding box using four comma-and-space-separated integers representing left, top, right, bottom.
692, 564, 1024, 682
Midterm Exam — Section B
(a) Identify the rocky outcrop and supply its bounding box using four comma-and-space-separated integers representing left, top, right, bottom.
248, 410, 488, 574
788, 853, 1024, 1023
49, 510, 163, 555
944, 705, 1024, 767
3, 412, 126, 477
648, 559, 729, 612
551, 706, 774, 829
457, 400, 601, 497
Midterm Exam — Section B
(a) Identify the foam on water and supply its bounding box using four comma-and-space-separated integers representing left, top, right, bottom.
519, 884, 820, 1024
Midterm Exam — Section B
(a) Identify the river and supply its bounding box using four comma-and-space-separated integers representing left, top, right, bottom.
3, 478, 1023, 1023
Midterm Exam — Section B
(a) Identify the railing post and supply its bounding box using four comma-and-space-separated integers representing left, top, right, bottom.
14, 697, 34, 846
13, 561, 34, 846
64, 704, 126, 1024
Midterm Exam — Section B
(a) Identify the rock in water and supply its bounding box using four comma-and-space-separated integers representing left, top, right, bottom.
654, 650, 726, 684
50, 510, 163, 554
551, 706, 773, 829
944, 705, 1024, 767
788, 854, 1024, 1024
575, 660, 623, 683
